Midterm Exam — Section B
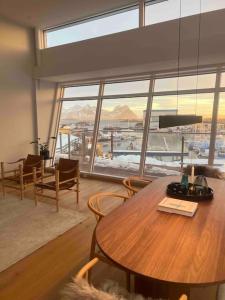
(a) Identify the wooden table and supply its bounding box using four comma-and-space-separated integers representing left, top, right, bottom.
96, 176, 225, 297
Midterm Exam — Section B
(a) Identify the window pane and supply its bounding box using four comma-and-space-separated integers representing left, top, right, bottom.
93, 97, 148, 177
144, 93, 214, 177
221, 73, 225, 87
46, 7, 139, 48
145, 0, 225, 26
104, 80, 150, 95
56, 100, 97, 171
154, 74, 216, 92
214, 92, 225, 172
64, 85, 100, 98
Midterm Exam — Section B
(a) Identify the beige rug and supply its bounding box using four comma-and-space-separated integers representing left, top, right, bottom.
0, 196, 87, 272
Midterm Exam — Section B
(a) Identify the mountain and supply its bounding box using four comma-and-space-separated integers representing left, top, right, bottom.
62, 104, 96, 121
61, 104, 139, 121
102, 105, 138, 120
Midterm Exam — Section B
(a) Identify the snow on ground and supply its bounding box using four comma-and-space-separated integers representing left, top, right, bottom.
95, 155, 225, 175
55, 153, 225, 175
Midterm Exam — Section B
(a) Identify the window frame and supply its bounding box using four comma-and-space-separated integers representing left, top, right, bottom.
54, 68, 225, 178
44, 3, 139, 48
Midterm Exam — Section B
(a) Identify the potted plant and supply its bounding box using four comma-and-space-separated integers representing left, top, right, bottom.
30, 137, 56, 160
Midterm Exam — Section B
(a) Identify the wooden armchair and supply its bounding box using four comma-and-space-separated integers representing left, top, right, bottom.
122, 176, 152, 198
88, 192, 128, 260
71, 257, 188, 300
34, 158, 80, 212
1, 154, 43, 200
88, 192, 129, 288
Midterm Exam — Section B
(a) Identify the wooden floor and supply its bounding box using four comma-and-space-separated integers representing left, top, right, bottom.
0, 177, 127, 300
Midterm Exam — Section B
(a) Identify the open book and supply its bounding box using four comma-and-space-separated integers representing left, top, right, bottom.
158, 197, 198, 217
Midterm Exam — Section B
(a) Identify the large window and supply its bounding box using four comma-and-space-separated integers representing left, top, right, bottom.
55, 70, 225, 178
144, 93, 214, 176
44, 1, 225, 48
45, 6, 139, 48
56, 86, 99, 171
215, 92, 225, 172
145, 0, 225, 25
154, 74, 216, 92
93, 97, 148, 177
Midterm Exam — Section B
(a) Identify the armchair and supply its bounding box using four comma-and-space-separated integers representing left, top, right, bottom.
1, 154, 43, 200
34, 158, 80, 212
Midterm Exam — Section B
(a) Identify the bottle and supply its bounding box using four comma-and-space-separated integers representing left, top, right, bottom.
181, 174, 189, 190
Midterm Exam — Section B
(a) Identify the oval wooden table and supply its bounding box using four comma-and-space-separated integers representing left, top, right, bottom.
95, 176, 225, 298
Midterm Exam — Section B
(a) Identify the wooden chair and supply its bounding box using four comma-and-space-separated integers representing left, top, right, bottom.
34, 158, 80, 212
74, 257, 188, 300
1, 154, 43, 200
88, 192, 129, 260
122, 176, 152, 198
88, 192, 130, 289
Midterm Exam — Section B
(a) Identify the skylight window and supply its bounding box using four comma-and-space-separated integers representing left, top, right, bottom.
45, 6, 139, 48
145, 0, 225, 25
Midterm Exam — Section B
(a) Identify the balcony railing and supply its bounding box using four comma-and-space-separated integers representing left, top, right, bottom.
55, 128, 225, 177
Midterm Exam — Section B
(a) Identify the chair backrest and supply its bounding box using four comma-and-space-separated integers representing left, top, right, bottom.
24, 154, 42, 172
88, 192, 128, 222
76, 257, 99, 281
57, 158, 79, 182
23, 155, 42, 182
122, 176, 152, 197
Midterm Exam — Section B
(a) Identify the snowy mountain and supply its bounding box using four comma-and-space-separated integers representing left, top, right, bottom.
61, 104, 139, 120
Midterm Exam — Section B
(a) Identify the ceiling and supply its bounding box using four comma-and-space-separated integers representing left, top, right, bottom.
0, 0, 137, 29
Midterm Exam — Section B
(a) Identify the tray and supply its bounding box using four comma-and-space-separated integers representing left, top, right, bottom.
166, 182, 214, 202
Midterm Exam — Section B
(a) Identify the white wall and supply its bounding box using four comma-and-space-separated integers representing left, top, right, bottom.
34, 9, 225, 83
0, 17, 36, 163
35, 79, 57, 145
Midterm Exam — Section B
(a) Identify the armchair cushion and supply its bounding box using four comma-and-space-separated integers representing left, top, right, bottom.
22, 154, 42, 183
36, 179, 77, 191
58, 158, 79, 182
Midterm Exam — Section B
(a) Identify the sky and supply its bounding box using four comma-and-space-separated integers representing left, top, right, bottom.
62, 93, 215, 120
62, 76, 222, 119
47, 8, 138, 48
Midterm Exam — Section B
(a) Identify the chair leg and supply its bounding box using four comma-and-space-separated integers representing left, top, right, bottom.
56, 170, 59, 212
34, 193, 38, 206
33, 167, 37, 206
88, 228, 97, 282
20, 185, 24, 200
126, 272, 131, 292
19, 165, 24, 200
90, 228, 97, 260
1, 162, 5, 198
76, 179, 79, 204
1, 180, 5, 199
34, 187, 38, 206
56, 196, 59, 212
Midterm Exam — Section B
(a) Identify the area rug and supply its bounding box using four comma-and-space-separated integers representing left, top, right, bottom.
0, 196, 87, 272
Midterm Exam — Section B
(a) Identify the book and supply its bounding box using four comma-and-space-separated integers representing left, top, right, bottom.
158, 197, 198, 217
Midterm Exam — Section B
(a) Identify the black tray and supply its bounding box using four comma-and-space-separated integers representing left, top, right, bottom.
167, 182, 214, 202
